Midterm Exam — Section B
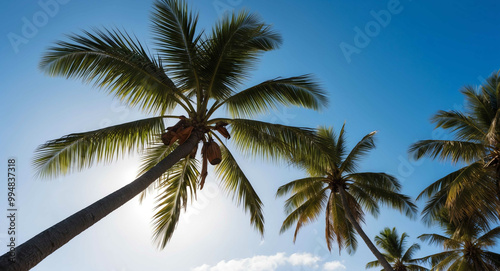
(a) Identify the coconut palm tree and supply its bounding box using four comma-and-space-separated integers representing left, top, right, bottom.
409, 71, 500, 227
0, 1, 327, 269
415, 210, 500, 270
277, 125, 417, 271
366, 227, 429, 271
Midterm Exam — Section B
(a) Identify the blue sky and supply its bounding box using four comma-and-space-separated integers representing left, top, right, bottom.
1, 0, 500, 270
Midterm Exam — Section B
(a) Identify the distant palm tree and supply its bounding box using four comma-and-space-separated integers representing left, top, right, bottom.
415, 210, 500, 270
366, 227, 429, 271
409, 71, 500, 227
0, 0, 327, 270
277, 125, 417, 271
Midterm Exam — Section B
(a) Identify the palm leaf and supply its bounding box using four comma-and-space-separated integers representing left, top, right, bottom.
409, 139, 486, 163
276, 177, 325, 198
137, 141, 185, 201
279, 188, 328, 236
217, 118, 317, 161
40, 28, 189, 114
151, 0, 203, 93
220, 75, 327, 117
33, 116, 165, 178
215, 141, 264, 235
352, 182, 417, 219
202, 11, 282, 100
152, 156, 199, 248
282, 179, 325, 214
339, 130, 376, 173
431, 109, 487, 141
476, 227, 500, 247
402, 243, 421, 263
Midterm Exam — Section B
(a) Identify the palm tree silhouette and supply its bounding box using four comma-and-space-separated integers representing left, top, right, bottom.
0, 1, 327, 269
277, 125, 417, 271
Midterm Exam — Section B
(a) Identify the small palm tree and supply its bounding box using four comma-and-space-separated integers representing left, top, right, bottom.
277, 125, 417, 271
409, 71, 500, 227
0, 1, 327, 270
366, 227, 429, 271
415, 210, 500, 270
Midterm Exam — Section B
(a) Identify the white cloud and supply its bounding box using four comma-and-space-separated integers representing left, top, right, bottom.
322, 261, 346, 271
191, 252, 323, 271
288, 253, 320, 267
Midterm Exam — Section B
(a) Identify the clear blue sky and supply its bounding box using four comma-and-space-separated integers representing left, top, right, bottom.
1, 0, 500, 270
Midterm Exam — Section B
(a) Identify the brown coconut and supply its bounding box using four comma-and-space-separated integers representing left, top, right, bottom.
215, 122, 230, 139
206, 141, 222, 165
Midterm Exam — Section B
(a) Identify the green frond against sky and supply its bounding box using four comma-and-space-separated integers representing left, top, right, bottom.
3, 0, 500, 270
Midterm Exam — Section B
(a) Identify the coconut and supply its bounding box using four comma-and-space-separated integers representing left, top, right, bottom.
215, 121, 230, 139
206, 141, 222, 165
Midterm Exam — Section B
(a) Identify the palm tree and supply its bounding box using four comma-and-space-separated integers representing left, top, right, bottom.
0, 1, 327, 269
277, 125, 417, 271
415, 210, 500, 270
409, 71, 500, 227
366, 227, 429, 271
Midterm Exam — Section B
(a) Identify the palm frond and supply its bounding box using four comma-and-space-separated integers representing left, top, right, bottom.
282, 179, 326, 214
405, 264, 430, 271
218, 118, 317, 161
431, 109, 487, 141
137, 141, 184, 202
279, 188, 328, 237
352, 182, 417, 219
329, 191, 358, 253
215, 141, 264, 235
375, 227, 403, 259
221, 75, 327, 117
33, 117, 165, 178
347, 172, 401, 191
152, 156, 199, 248
339, 130, 377, 173
347, 183, 380, 217
482, 251, 500, 269
365, 260, 381, 269
476, 227, 500, 247
461, 86, 495, 132
418, 234, 459, 249
40, 28, 188, 114
417, 162, 482, 200
151, 0, 202, 92
402, 243, 421, 262
276, 177, 325, 198
413, 250, 459, 269
409, 139, 486, 164
202, 11, 282, 100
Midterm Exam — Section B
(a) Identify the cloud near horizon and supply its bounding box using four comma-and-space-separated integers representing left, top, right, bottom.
191, 252, 346, 271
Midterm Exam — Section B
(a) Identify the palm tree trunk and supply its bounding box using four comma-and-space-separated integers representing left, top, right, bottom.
338, 187, 394, 271
0, 134, 200, 270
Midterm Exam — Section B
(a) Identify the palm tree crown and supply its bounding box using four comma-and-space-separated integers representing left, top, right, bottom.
366, 227, 429, 271
415, 211, 500, 270
409, 71, 500, 227
35, 0, 327, 249
277, 125, 416, 271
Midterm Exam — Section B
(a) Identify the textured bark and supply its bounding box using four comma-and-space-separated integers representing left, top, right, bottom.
338, 188, 394, 271
0, 134, 200, 270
